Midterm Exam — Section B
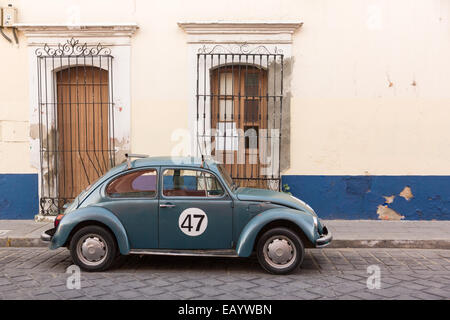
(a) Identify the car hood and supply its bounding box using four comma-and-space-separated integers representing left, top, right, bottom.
234, 187, 317, 216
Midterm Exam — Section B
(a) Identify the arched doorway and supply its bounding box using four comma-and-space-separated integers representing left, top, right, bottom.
56, 66, 111, 202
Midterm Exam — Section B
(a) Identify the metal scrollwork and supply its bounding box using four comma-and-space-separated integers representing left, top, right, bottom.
35, 37, 112, 57
198, 44, 283, 55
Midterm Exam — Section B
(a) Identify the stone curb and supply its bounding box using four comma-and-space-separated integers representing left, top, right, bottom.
0, 238, 48, 248
1, 238, 449, 249
327, 240, 450, 250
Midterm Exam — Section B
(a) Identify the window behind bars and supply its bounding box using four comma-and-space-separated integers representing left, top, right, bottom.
196, 45, 284, 190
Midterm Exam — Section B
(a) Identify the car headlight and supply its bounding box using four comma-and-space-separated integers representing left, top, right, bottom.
313, 216, 318, 230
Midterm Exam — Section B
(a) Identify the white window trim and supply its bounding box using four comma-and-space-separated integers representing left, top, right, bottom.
178, 21, 302, 43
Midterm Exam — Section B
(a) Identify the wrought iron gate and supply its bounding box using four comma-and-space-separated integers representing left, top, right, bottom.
196, 44, 284, 190
36, 38, 115, 215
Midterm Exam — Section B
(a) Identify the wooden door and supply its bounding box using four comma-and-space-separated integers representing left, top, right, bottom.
211, 65, 268, 188
56, 66, 110, 201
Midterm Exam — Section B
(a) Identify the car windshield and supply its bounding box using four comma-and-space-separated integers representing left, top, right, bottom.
217, 164, 237, 191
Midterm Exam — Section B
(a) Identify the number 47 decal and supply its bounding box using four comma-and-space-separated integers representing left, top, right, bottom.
181, 214, 205, 232
178, 208, 208, 236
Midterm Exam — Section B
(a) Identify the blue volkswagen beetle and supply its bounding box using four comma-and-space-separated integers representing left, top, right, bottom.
41, 155, 332, 274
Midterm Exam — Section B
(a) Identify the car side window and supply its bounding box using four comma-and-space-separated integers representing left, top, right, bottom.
106, 169, 157, 198
162, 169, 224, 197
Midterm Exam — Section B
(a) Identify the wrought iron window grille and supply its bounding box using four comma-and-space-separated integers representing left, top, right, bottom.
36, 38, 115, 215
196, 44, 284, 190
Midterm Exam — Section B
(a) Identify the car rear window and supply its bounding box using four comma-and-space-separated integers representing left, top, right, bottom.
106, 169, 157, 198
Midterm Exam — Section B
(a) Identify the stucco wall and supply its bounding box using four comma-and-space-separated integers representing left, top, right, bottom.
0, 0, 449, 218
1, 0, 449, 174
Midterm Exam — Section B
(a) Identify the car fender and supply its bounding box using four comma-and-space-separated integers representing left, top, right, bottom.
235, 207, 317, 257
50, 206, 130, 255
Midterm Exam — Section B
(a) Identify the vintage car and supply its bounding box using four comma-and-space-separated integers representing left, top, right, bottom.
41, 155, 332, 274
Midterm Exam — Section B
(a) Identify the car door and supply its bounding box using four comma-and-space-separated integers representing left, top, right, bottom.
158, 167, 233, 249
99, 167, 159, 249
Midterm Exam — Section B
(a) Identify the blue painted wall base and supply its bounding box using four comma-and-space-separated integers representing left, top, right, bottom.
0, 174, 38, 219
282, 175, 450, 220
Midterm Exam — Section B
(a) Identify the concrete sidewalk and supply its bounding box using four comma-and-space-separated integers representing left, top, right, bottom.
0, 219, 449, 249
0, 220, 52, 247
325, 220, 450, 249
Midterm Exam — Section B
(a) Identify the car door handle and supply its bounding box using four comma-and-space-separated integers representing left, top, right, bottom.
160, 203, 176, 208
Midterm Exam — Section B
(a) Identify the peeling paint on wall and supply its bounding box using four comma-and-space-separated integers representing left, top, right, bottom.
386, 73, 394, 87
376, 204, 404, 220
29, 124, 39, 140
114, 137, 130, 165
399, 186, 413, 201
383, 195, 395, 204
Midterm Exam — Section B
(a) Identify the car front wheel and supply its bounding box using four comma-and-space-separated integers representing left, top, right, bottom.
256, 227, 304, 275
69, 225, 117, 272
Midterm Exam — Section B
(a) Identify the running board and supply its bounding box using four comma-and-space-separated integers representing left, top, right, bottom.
129, 249, 238, 257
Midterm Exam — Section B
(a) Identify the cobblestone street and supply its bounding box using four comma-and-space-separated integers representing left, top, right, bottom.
0, 248, 449, 300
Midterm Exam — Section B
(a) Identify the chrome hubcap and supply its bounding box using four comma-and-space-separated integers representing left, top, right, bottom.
77, 234, 108, 266
263, 235, 296, 269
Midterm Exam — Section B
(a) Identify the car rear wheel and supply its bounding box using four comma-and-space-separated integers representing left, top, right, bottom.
256, 227, 304, 275
69, 225, 117, 272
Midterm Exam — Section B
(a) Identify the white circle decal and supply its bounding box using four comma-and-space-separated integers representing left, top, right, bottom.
178, 208, 208, 236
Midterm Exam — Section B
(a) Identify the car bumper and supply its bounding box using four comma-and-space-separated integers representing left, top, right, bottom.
41, 228, 56, 242
315, 226, 333, 248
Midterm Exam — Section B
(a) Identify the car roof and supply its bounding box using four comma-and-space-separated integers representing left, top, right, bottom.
128, 156, 214, 168
108, 156, 221, 174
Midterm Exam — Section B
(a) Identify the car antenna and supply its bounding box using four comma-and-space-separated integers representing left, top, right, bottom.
201, 155, 206, 168
125, 153, 149, 169
197, 135, 209, 169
